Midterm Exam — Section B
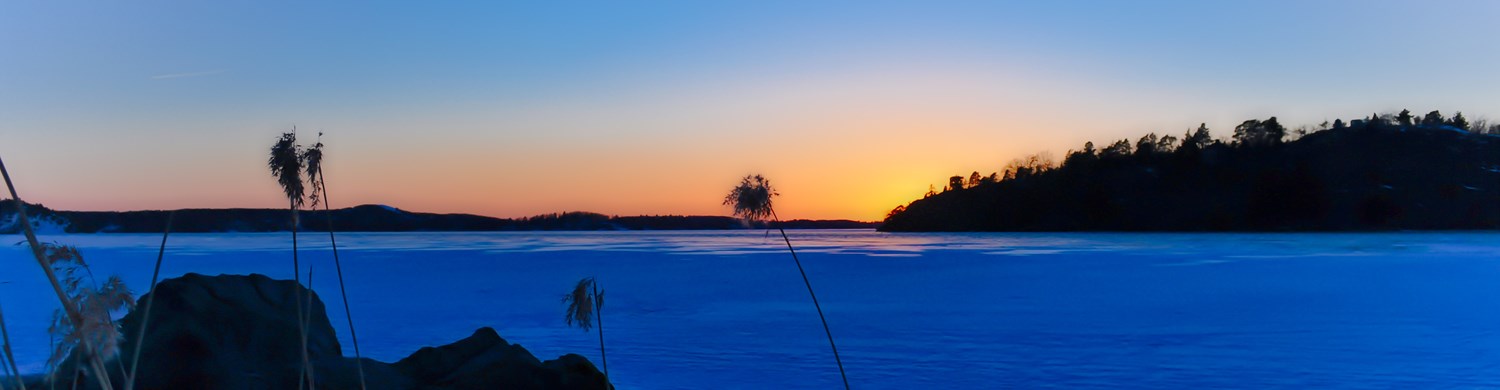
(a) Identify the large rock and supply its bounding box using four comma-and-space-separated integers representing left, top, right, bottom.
123, 273, 345, 388
44, 273, 610, 390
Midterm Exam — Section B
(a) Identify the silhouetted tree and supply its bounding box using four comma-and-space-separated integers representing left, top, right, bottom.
1264, 117, 1287, 141
1183, 123, 1213, 152
1397, 109, 1414, 127
1064, 142, 1099, 167
1233, 117, 1286, 147
1448, 112, 1470, 130
1102, 139, 1133, 158
1423, 110, 1445, 126
1003, 160, 1023, 180
1135, 133, 1160, 156
1472, 118, 1493, 134
947, 176, 964, 192
1291, 126, 1310, 141
1369, 112, 1391, 129
1333, 119, 1346, 130
1004, 153, 1055, 180
967, 171, 982, 188
886, 205, 906, 219
1156, 134, 1179, 154
1028, 153, 1055, 172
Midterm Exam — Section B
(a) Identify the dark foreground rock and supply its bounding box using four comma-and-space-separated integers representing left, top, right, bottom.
40, 273, 611, 390
393, 328, 610, 390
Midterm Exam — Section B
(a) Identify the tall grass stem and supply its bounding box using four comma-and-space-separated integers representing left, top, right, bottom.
124, 212, 173, 390
314, 168, 366, 390
771, 211, 849, 390
0, 300, 24, 390
1, 156, 112, 390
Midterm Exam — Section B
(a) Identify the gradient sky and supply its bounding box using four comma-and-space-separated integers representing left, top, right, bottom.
3, 1, 1498, 221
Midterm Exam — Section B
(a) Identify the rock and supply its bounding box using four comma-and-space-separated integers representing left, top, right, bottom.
113, 272, 343, 389
394, 328, 611, 390
394, 328, 508, 384
44, 273, 610, 390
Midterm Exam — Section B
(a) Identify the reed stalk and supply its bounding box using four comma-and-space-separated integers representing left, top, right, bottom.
1, 156, 113, 390
123, 212, 173, 390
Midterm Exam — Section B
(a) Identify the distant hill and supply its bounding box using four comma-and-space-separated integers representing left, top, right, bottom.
881, 111, 1500, 231
0, 202, 877, 233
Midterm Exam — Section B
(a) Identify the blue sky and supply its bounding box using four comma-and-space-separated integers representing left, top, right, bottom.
2, 1, 1497, 220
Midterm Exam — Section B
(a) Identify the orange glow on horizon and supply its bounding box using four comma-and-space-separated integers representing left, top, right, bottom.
4, 48, 1445, 222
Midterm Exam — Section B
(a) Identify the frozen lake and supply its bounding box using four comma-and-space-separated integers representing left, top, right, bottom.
3, 230, 1500, 388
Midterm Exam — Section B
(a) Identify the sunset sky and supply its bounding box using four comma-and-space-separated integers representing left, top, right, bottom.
3, 1, 1498, 221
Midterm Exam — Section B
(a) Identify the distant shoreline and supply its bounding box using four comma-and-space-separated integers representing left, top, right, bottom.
1, 201, 879, 233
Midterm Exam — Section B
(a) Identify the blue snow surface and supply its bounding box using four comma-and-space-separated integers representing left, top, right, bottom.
3, 230, 1500, 388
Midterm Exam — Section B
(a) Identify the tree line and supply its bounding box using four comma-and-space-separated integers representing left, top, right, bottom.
884, 109, 1500, 231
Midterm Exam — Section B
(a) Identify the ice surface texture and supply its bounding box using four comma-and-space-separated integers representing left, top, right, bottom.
3, 231, 1499, 388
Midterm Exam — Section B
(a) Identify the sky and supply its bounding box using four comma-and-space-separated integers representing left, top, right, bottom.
2, 1, 1498, 221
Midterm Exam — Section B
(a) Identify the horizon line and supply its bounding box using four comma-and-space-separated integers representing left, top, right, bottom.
0, 200, 883, 223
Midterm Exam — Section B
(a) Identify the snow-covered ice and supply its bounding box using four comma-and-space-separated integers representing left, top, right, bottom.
3, 230, 1500, 388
